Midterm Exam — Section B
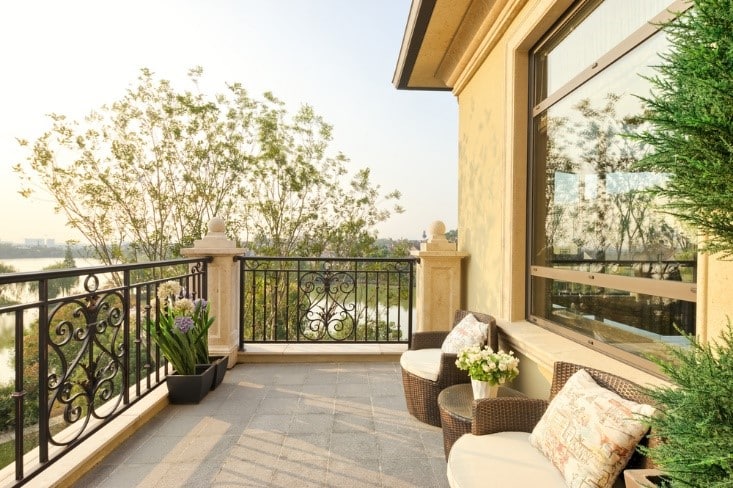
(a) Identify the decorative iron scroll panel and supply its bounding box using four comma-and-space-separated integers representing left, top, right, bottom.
0, 258, 208, 486
239, 257, 416, 344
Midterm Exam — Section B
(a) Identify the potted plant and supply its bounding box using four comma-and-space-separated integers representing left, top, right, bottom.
455, 345, 519, 399
148, 280, 216, 403
637, 323, 733, 488
630, 2, 733, 485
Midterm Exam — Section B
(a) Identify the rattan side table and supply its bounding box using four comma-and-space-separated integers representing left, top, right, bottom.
437, 383, 526, 459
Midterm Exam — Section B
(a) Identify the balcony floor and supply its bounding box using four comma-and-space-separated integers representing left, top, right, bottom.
76, 362, 449, 487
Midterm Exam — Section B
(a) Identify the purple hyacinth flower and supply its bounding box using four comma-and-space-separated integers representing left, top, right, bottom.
174, 316, 195, 333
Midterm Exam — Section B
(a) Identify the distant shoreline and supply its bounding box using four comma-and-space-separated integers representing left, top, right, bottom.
0, 242, 87, 260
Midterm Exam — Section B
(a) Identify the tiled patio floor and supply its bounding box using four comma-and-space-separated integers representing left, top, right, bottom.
75, 362, 449, 487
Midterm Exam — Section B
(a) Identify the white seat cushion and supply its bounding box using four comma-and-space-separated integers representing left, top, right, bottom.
447, 431, 566, 488
399, 348, 442, 382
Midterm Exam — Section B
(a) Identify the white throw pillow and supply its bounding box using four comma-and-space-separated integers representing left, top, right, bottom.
441, 313, 489, 354
529, 369, 656, 488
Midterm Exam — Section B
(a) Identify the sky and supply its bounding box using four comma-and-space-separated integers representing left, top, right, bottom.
0, 0, 458, 244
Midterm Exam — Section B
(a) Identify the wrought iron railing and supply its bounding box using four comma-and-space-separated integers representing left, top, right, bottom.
0, 258, 208, 486
237, 257, 416, 345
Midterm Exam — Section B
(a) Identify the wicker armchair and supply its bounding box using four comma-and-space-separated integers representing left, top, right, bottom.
400, 310, 498, 427
444, 361, 656, 487
471, 361, 653, 451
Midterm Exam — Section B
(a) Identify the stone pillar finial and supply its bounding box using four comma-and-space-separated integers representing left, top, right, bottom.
422, 220, 454, 251
208, 217, 226, 236
191, 217, 234, 248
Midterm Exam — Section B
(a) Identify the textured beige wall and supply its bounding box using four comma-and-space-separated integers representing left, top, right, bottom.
698, 255, 733, 342
456, 40, 508, 319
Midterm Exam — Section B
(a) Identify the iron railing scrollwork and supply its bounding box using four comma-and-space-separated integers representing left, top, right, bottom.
0, 258, 209, 486
237, 257, 416, 345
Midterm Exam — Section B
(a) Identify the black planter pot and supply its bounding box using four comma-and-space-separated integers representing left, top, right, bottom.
165, 363, 215, 404
209, 356, 228, 390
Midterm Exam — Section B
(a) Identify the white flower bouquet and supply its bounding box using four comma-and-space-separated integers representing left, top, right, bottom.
455, 345, 519, 385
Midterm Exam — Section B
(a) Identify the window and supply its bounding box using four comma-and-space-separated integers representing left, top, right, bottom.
528, 0, 695, 369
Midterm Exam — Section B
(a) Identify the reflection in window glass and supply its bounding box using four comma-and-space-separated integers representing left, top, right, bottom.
529, 1, 695, 368
533, 32, 696, 268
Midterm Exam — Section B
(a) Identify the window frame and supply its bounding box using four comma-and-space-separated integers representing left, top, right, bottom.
526, 0, 693, 373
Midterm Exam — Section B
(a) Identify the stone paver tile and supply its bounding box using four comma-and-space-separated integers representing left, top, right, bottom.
429, 456, 451, 488
330, 432, 379, 460
257, 396, 302, 414
125, 434, 191, 464
280, 432, 330, 462
373, 419, 424, 440
421, 429, 447, 458
271, 458, 328, 488
337, 371, 370, 384
298, 395, 335, 413
333, 397, 372, 415
216, 458, 275, 487
370, 381, 404, 397
235, 430, 285, 455
376, 432, 426, 459
336, 382, 372, 397
266, 385, 303, 398
102, 463, 164, 488
247, 413, 293, 434
300, 383, 338, 397
325, 458, 381, 488
381, 455, 441, 488
289, 413, 335, 434
332, 412, 374, 433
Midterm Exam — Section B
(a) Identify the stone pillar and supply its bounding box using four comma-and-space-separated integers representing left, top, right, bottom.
410, 221, 468, 333
181, 218, 245, 368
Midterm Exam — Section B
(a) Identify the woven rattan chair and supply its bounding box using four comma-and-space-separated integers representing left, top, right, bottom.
444, 361, 656, 487
469, 361, 655, 468
400, 310, 498, 427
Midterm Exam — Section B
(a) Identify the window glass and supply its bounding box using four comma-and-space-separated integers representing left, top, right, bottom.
531, 277, 695, 350
543, 0, 673, 95
533, 32, 696, 270
529, 0, 695, 366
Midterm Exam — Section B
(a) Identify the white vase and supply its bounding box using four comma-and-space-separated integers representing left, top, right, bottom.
471, 379, 499, 399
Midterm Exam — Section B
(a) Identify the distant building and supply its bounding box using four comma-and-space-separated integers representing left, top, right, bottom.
23, 238, 57, 247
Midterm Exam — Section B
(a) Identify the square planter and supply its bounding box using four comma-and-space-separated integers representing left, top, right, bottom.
165, 363, 215, 404
209, 355, 228, 390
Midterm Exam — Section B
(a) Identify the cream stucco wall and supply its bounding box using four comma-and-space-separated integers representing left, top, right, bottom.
450, 0, 731, 396
457, 41, 508, 319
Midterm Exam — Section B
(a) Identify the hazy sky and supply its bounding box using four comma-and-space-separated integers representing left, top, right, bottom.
0, 0, 457, 244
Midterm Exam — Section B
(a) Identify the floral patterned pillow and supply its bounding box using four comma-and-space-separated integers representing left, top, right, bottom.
529, 369, 656, 488
441, 313, 489, 354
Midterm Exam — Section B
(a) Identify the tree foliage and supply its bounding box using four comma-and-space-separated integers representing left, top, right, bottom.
641, 322, 733, 487
634, 0, 733, 256
15, 67, 402, 263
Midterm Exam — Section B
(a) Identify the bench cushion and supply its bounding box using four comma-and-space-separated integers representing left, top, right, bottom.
446, 431, 566, 488
399, 348, 442, 382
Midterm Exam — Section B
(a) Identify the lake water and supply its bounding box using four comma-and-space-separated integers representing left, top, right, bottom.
0, 257, 103, 385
